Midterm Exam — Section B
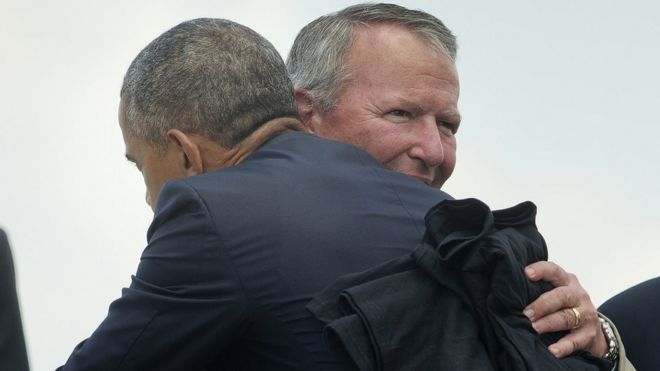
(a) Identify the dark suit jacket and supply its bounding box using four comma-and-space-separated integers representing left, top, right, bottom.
599, 277, 660, 371
59, 132, 451, 371
0, 229, 30, 371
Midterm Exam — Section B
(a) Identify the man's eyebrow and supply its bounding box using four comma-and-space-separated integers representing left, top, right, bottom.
395, 97, 424, 112
395, 97, 461, 122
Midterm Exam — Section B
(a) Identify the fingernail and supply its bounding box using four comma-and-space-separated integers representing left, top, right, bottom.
523, 308, 535, 320
531, 322, 539, 332
525, 267, 535, 278
549, 346, 560, 357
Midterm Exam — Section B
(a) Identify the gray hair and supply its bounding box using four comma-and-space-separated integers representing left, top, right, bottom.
286, 3, 457, 112
121, 18, 298, 151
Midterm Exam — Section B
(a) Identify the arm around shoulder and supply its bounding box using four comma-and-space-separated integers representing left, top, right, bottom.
59, 180, 249, 371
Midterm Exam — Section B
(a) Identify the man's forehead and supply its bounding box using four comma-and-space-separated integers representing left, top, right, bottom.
351, 23, 450, 58
348, 26, 457, 77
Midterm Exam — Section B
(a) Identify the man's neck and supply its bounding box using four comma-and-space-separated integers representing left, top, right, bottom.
198, 117, 307, 173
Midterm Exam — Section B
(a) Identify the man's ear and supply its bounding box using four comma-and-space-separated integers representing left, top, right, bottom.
167, 129, 203, 176
294, 88, 323, 134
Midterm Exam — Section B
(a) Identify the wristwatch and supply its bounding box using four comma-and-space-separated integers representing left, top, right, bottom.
598, 316, 619, 363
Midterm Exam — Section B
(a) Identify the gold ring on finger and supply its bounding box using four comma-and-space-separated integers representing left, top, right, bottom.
570, 307, 582, 329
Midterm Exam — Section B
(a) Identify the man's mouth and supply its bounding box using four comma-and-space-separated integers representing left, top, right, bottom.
409, 174, 432, 185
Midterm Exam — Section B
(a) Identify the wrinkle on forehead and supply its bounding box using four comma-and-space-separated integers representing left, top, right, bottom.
348, 27, 458, 87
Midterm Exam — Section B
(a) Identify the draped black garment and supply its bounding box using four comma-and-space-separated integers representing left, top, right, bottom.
308, 199, 611, 371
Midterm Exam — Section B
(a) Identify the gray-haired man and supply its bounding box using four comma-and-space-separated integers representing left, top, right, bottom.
287, 3, 630, 368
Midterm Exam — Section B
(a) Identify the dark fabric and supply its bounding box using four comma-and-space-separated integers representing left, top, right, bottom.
308, 198, 610, 371
0, 229, 30, 371
599, 277, 660, 371
58, 132, 452, 371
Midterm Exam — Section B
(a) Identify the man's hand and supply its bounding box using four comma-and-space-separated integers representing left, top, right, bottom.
523, 261, 608, 358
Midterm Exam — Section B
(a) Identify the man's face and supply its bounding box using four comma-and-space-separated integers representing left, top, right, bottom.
119, 100, 186, 211
307, 24, 460, 188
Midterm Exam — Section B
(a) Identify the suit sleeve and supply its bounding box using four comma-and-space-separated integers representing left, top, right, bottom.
59, 181, 249, 371
0, 230, 30, 371
602, 315, 636, 371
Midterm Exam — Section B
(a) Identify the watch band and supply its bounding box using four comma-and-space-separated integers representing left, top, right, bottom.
598, 316, 619, 363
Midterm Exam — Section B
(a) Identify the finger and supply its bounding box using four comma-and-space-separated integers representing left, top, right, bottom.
525, 261, 569, 286
547, 329, 595, 358
524, 285, 578, 322
531, 307, 583, 334
547, 316, 603, 358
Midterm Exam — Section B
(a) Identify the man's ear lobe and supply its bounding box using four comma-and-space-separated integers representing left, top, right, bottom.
167, 129, 203, 176
293, 89, 321, 133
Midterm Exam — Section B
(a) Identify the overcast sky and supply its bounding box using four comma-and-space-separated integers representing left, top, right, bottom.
1, 0, 659, 369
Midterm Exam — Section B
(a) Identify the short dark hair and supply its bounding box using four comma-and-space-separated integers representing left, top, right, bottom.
121, 18, 298, 150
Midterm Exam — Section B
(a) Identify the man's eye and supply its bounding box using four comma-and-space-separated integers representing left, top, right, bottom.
386, 110, 411, 120
438, 122, 457, 136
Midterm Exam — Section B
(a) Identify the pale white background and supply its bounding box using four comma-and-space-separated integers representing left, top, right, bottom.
1, 1, 658, 369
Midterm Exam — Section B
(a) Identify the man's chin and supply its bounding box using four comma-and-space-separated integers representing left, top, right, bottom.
430, 177, 447, 189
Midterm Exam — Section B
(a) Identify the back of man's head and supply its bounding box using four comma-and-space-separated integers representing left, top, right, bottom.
121, 18, 298, 151
286, 3, 457, 112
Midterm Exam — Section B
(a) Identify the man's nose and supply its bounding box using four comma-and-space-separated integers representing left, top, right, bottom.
145, 189, 154, 211
407, 118, 445, 168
